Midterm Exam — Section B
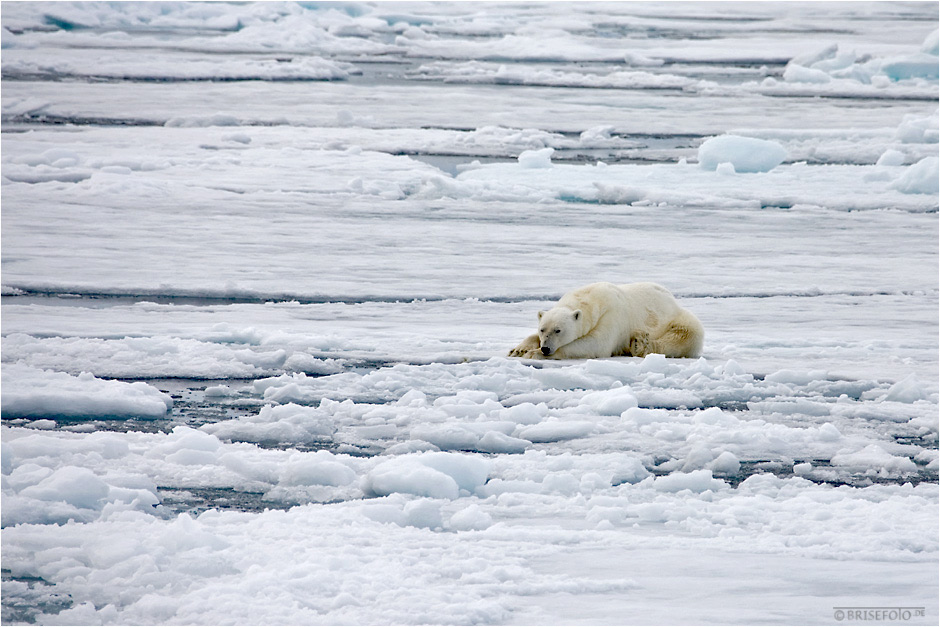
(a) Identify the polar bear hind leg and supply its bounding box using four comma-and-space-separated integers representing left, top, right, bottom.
645, 309, 704, 358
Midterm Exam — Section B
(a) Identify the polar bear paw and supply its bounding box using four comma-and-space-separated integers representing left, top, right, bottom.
629, 332, 653, 358
509, 334, 541, 358
521, 348, 547, 359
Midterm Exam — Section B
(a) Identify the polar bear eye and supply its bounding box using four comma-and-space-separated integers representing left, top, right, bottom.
554, 329, 561, 334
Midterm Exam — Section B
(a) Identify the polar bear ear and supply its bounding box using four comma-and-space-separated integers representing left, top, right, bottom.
538, 310, 545, 320
572, 309, 581, 321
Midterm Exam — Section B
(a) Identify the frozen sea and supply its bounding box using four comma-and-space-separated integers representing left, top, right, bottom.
1, 1, 938, 625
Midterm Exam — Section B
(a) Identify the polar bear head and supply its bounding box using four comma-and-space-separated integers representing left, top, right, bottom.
536, 307, 582, 356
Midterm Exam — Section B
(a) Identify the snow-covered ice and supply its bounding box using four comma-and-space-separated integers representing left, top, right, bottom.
2, 2, 938, 625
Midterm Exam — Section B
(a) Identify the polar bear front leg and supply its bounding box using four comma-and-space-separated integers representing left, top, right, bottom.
552, 334, 615, 359
509, 333, 541, 357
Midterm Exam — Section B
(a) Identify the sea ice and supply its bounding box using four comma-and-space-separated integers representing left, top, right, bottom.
876, 149, 907, 166
783, 64, 832, 84
697, 134, 788, 173
1, 364, 172, 420
362, 452, 489, 500
880, 54, 940, 81
517, 147, 554, 168
891, 156, 940, 194
1, 1, 937, 625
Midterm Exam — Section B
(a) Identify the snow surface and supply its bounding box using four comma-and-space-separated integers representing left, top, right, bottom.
2, 2, 938, 625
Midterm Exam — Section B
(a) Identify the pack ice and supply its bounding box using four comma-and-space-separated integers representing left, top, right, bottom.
1, 2, 938, 625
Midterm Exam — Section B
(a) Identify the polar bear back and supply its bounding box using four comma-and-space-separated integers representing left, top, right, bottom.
617, 282, 686, 333
559, 281, 680, 331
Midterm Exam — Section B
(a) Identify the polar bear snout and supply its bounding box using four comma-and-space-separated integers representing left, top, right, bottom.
540, 346, 553, 356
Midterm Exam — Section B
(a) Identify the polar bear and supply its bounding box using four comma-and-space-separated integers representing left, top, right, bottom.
508, 282, 704, 359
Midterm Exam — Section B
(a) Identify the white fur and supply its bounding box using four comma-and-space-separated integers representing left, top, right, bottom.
508, 282, 704, 360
